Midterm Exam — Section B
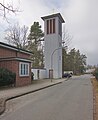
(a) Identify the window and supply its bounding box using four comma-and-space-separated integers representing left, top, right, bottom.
47, 20, 49, 34
19, 62, 29, 76
50, 19, 52, 34
46, 18, 56, 34
53, 19, 55, 33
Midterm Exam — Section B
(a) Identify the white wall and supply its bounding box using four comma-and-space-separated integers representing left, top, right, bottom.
44, 17, 62, 79
31, 69, 47, 80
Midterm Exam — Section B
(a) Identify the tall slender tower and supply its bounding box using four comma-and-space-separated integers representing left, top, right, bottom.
41, 13, 65, 78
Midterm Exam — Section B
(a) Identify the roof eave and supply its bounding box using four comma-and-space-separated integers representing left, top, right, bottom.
41, 13, 65, 23
0, 42, 33, 55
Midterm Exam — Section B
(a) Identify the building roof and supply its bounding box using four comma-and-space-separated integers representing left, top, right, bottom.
0, 57, 32, 63
41, 13, 65, 23
0, 42, 33, 55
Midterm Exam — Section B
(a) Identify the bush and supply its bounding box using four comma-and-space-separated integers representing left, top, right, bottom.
94, 68, 98, 81
0, 68, 16, 87
93, 71, 96, 76
31, 72, 34, 80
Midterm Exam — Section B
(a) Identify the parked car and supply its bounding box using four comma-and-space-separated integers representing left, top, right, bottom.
63, 73, 72, 78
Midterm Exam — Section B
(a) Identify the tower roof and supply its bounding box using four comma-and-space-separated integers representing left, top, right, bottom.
41, 13, 65, 23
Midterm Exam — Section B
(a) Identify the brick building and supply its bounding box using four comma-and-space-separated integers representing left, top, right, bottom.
0, 42, 32, 86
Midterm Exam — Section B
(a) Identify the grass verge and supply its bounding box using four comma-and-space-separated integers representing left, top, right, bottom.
91, 77, 98, 120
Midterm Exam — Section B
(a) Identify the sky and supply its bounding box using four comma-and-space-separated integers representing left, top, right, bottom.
0, 0, 98, 65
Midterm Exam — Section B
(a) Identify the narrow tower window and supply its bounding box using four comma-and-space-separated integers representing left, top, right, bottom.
50, 19, 52, 34
53, 19, 55, 33
47, 20, 49, 34
46, 19, 55, 34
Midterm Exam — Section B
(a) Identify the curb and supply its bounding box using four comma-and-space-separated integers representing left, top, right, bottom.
0, 98, 6, 115
7, 82, 62, 101
0, 81, 63, 115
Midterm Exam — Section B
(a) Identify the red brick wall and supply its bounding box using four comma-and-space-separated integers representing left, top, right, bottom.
17, 52, 30, 59
0, 47, 16, 58
0, 60, 17, 73
0, 47, 32, 86
15, 61, 31, 87
0, 47, 30, 59
0, 60, 31, 87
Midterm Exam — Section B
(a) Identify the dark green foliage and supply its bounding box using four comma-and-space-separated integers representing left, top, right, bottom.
94, 68, 98, 80
27, 22, 44, 68
63, 48, 87, 75
28, 22, 44, 44
0, 68, 16, 86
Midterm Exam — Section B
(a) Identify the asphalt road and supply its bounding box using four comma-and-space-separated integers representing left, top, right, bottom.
0, 75, 93, 120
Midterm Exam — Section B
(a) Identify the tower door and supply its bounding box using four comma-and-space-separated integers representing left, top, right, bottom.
49, 69, 53, 79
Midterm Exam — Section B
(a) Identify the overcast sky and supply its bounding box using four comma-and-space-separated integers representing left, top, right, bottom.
0, 0, 98, 65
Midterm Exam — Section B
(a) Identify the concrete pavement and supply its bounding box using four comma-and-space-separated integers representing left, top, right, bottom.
0, 78, 67, 115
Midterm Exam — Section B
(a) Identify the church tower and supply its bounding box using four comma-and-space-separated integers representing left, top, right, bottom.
41, 13, 65, 78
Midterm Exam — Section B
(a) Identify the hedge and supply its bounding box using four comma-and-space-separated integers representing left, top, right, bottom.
94, 68, 98, 81
0, 68, 16, 86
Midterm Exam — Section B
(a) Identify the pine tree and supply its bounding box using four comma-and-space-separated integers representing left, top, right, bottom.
27, 22, 44, 68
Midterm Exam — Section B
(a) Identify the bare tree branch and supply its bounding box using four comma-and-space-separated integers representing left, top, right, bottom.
0, 3, 18, 13
5, 23, 28, 49
62, 28, 73, 51
0, 1, 20, 20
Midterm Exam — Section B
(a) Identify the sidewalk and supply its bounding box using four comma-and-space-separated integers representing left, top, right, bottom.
0, 78, 67, 115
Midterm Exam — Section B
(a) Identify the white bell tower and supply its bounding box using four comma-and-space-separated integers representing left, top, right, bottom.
41, 13, 65, 78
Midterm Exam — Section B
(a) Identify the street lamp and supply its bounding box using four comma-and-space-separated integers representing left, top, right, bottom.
50, 46, 68, 82
62, 46, 68, 76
